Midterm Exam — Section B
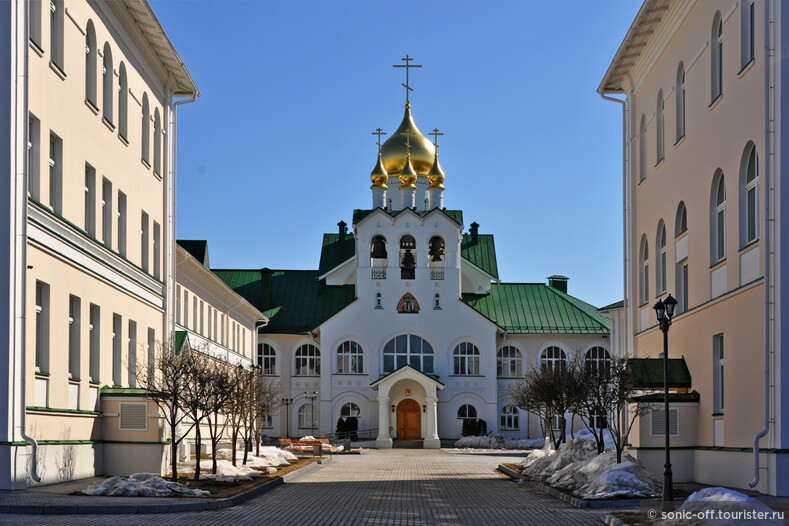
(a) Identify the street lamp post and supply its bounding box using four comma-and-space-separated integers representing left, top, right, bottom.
281, 397, 293, 439
654, 293, 678, 511
305, 391, 318, 437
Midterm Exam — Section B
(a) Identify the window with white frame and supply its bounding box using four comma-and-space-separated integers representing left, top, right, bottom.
119, 63, 128, 140
112, 313, 122, 386
639, 235, 649, 305
28, 114, 40, 200
341, 402, 361, 418
84, 164, 96, 237
741, 0, 755, 68
500, 405, 519, 430
141, 94, 150, 165
298, 404, 318, 429
676, 62, 685, 142
711, 11, 723, 102
102, 43, 113, 124
50, 0, 64, 71
337, 341, 363, 374
261, 414, 273, 428
675, 201, 687, 237
584, 346, 611, 376
713, 334, 724, 414
117, 191, 127, 257
141, 211, 149, 272
676, 259, 689, 315
295, 344, 320, 376
128, 320, 137, 388
153, 221, 161, 279
102, 178, 112, 247
30, 0, 42, 49
153, 109, 162, 176
49, 132, 62, 214
540, 346, 567, 371
457, 404, 477, 420
382, 334, 434, 373
740, 144, 759, 247
89, 304, 100, 383
147, 328, 155, 385
85, 22, 97, 108
639, 114, 647, 182
496, 346, 523, 378
711, 172, 726, 264
656, 90, 664, 163
68, 295, 81, 380
657, 221, 667, 295
35, 281, 50, 374
453, 342, 480, 375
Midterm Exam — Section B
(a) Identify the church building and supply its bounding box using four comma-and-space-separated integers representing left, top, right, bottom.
214, 59, 612, 447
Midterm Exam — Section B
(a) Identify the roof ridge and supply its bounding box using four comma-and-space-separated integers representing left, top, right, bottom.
546, 287, 609, 330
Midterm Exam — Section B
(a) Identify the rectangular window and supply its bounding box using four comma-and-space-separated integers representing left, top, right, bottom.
213, 310, 218, 341
207, 306, 212, 340
676, 260, 689, 315
28, 114, 40, 200
153, 221, 161, 279
48, 132, 62, 214
713, 334, 725, 413
50, 0, 64, 70
147, 328, 155, 385
117, 191, 127, 257
199, 300, 204, 335
176, 285, 182, 325
651, 409, 679, 436
84, 165, 96, 236
112, 313, 122, 386
30, 0, 42, 48
68, 295, 81, 380
747, 186, 757, 243
183, 290, 189, 329
89, 304, 100, 382
34, 281, 50, 373
102, 178, 112, 247
141, 212, 149, 272
193, 296, 197, 332
128, 320, 137, 388
716, 210, 725, 261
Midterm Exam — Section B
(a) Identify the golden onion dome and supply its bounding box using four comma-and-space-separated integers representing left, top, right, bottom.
380, 104, 436, 175
428, 152, 445, 189
399, 152, 418, 189
370, 152, 388, 188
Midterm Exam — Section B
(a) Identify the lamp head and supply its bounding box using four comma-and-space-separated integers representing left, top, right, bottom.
653, 299, 665, 320
664, 294, 678, 318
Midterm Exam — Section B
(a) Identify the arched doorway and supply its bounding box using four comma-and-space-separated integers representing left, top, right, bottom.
396, 399, 421, 440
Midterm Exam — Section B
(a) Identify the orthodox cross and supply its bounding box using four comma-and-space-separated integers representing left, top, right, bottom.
405, 134, 412, 157
429, 128, 443, 149
393, 55, 422, 104
372, 128, 387, 152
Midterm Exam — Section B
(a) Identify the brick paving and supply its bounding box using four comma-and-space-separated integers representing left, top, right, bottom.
0, 449, 604, 525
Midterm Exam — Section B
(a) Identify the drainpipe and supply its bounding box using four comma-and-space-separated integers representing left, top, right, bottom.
750, 0, 775, 489
16, 0, 40, 482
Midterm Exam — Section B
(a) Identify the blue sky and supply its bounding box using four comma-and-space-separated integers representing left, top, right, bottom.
150, 0, 641, 308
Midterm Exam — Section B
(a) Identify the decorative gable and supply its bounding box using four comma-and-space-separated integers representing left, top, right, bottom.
397, 292, 420, 314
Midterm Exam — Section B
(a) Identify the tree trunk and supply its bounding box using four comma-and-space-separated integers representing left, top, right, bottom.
170, 421, 179, 481
231, 427, 239, 467
194, 424, 202, 480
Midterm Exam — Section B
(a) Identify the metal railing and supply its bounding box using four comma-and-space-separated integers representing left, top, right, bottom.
430, 267, 445, 280
371, 266, 387, 279
324, 427, 379, 442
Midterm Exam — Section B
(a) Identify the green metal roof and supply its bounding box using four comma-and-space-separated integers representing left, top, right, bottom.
461, 233, 499, 279
212, 269, 355, 335
599, 300, 625, 311
174, 330, 190, 354
461, 283, 611, 334
318, 233, 355, 276
177, 240, 209, 267
627, 357, 692, 389
352, 208, 464, 226
100, 386, 155, 397
629, 390, 700, 403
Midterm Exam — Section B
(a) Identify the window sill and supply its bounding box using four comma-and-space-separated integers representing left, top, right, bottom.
738, 239, 759, 253
712, 413, 724, 418
29, 40, 45, 57
674, 135, 686, 149
708, 95, 722, 111
674, 229, 687, 240
118, 133, 129, 146
654, 157, 665, 170
85, 99, 100, 115
102, 117, 115, 132
637, 177, 646, 188
496, 376, 524, 380
709, 258, 727, 270
374, 306, 383, 310
335, 373, 367, 376
49, 61, 66, 80
89, 381, 101, 386
738, 59, 755, 78
35, 372, 50, 377
69, 378, 81, 383
153, 169, 162, 181
141, 158, 151, 170
448, 374, 484, 378
294, 375, 320, 378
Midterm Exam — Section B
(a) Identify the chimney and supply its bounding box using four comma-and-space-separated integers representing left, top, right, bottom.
338, 221, 347, 241
470, 222, 479, 244
547, 275, 569, 294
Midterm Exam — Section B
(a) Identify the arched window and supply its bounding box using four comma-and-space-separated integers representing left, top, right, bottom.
657, 221, 667, 295
675, 201, 688, 236
399, 235, 416, 279
85, 21, 97, 108
676, 62, 685, 141
741, 0, 755, 68
428, 236, 445, 280
370, 235, 387, 279
153, 108, 161, 176
375, 291, 382, 309
118, 63, 128, 140
341, 402, 360, 418
382, 334, 433, 373
337, 341, 363, 374
294, 343, 320, 376
434, 293, 440, 309
740, 143, 759, 247
141, 94, 150, 165
540, 346, 566, 371
298, 404, 318, 430
639, 236, 649, 305
584, 346, 611, 376
639, 114, 647, 182
711, 11, 723, 102
457, 404, 477, 419
500, 406, 519, 430
496, 346, 523, 378
257, 343, 276, 375
656, 90, 664, 163
711, 172, 726, 264
453, 342, 480, 375
102, 43, 113, 124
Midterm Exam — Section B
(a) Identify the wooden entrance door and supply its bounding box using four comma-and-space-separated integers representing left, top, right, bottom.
396, 399, 421, 440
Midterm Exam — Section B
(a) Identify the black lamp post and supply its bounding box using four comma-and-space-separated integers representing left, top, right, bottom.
304, 391, 318, 437
654, 293, 678, 510
281, 397, 293, 439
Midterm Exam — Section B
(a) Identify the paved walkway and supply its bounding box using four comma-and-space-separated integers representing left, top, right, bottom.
0, 449, 605, 525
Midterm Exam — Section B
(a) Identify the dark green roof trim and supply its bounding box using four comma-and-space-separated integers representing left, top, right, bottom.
177, 240, 209, 267
370, 364, 445, 388
352, 207, 463, 227
175, 330, 189, 354
599, 300, 624, 311
462, 283, 611, 334
461, 233, 499, 279
318, 233, 356, 276
629, 390, 700, 403
99, 386, 156, 397
627, 357, 692, 389
26, 406, 100, 416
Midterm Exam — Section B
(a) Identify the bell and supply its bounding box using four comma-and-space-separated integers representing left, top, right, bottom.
371, 238, 387, 259
401, 249, 416, 268
429, 238, 445, 262
431, 251, 444, 262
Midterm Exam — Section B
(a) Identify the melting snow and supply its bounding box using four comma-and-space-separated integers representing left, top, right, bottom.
83, 473, 210, 497
455, 435, 544, 449
659, 487, 785, 526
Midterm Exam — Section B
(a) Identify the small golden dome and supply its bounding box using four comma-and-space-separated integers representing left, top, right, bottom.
428, 152, 445, 189
399, 152, 417, 189
381, 104, 436, 175
370, 152, 388, 188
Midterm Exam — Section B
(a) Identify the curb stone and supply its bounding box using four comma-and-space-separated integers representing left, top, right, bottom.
602, 513, 629, 526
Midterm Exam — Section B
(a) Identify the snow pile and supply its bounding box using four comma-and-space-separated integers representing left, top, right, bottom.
660, 488, 786, 526
83, 473, 209, 497
215, 446, 296, 467
547, 450, 660, 499
455, 435, 544, 449
520, 437, 598, 481
177, 446, 297, 481
573, 428, 617, 451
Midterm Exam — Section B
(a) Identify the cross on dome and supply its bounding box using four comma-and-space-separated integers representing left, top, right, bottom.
372, 128, 387, 152
393, 54, 422, 106
429, 128, 443, 149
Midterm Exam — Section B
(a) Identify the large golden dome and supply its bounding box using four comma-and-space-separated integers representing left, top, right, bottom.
380, 104, 436, 176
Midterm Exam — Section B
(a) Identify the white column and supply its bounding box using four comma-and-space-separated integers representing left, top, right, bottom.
375, 396, 393, 448
371, 186, 387, 209
400, 187, 416, 209
424, 396, 440, 449
428, 187, 443, 210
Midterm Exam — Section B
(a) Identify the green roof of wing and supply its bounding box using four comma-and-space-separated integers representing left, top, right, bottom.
352, 208, 463, 226
627, 357, 692, 389
461, 283, 610, 334
212, 269, 355, 335
318, 233, 356, 275
461, 233, 498, 279
599, 300, 625, 311
177, 240, 209, 267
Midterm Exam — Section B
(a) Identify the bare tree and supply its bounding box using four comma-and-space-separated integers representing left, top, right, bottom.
227, 365, 250, 467
204, 359, 236, 474
178, 350, 216, 480
606, 357, 654, 463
